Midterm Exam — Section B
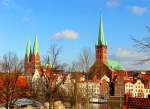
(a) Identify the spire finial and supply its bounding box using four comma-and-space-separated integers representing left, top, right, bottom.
26, 36, 31, 57
96, 16, 107, 46
33, 36, 39, 55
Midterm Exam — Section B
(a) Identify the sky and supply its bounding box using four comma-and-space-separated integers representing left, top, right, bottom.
0, 0, 150, 70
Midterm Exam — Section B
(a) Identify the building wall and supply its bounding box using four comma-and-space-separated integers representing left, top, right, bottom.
144, 89, 150, 98
115, 76, 125, 96
100, 80, 109, 96
78, 82, 100, 98
133, 80, 144, 98
125, 79, 150, 98
125, 82, 133, 94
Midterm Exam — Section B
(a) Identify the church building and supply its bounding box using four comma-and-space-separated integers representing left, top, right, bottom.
89, 16, 128, 96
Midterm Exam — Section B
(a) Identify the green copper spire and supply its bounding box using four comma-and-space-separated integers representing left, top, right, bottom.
26, 38, 31, 57
33, 36, 39, 55
97, 16, 107, 46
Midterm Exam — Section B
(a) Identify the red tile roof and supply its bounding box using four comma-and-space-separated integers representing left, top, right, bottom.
143, 74, 150, 80
123, 94, 150, 109
124, 77, 133, 84
144, 81, 150, 89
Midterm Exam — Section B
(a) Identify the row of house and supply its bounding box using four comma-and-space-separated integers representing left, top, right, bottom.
125, 72, 150, 98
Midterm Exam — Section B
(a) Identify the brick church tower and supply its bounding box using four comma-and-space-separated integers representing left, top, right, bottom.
89, 16, 112, 79
89, 16, 127, 96
24, 37, 41, 74
95, 16, 107, 65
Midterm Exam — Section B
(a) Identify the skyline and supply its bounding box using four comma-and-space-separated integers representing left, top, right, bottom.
0, 0, 150, 70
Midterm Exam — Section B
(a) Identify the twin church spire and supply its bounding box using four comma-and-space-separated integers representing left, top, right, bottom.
26, 36, 39, 58
25, 36, 40, 74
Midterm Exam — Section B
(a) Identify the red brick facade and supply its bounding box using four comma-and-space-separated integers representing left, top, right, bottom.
96, 45, 107, 65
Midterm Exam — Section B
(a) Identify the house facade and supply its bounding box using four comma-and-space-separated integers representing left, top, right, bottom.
125, 76, 150, 98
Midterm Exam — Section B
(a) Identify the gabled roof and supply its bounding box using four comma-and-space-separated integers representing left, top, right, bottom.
32, 69, 41, 82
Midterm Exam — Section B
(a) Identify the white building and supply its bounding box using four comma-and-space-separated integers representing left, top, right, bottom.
125, 81, 133, 94
77, 81, 100, 98
125, 78, 150, 98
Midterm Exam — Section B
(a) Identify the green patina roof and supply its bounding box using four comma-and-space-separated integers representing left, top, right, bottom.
96, 16, 107, 46
107, 60, 124, 71
33, 36, 39, 55
26, 38, 31, 57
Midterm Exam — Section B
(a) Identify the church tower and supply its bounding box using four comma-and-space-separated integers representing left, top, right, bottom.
24, 38, 32, 73
31, 36, 41, 70
96, 16, 107, 65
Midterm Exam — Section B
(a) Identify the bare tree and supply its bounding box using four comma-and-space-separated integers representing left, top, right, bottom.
60, 74, 83, 109
69, 78, 82, 109
69, 48, 94, 109
68, 62, 81, 72
69, 48, 94, 73
131, 26, 150, 64
41, 72, 66, 109
43, 44, 62, 69
0, 51, 26, 109
79, 48, 94, 72
0, 51, 23, 73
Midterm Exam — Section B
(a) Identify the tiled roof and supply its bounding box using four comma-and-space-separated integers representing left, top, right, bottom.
124, 77, 133, 84
144, 81, 150, 89
143, 74, 150, 80
127, 97, 150, 108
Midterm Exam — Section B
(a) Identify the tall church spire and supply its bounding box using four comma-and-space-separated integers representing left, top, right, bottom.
33, 36, 39, 55
25, 37, 32, 73
26, 37, 31, 58
95, 16, 107, 65
97, 16, 107, 46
